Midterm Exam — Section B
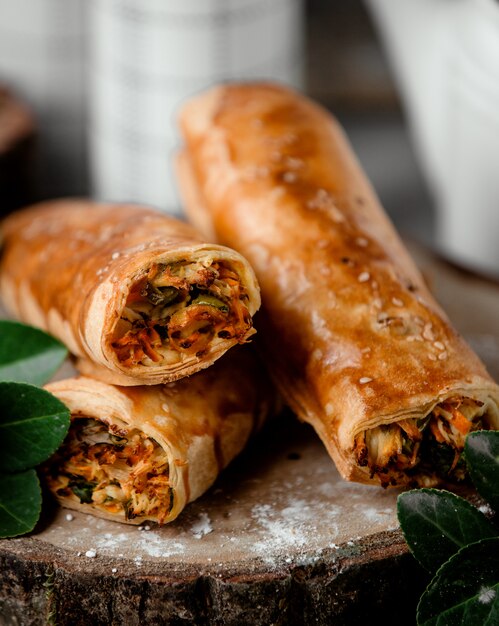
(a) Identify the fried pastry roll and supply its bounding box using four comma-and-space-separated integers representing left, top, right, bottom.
0, 200, 260, 385
177, 82, 499, 487
44, 349, 273, 524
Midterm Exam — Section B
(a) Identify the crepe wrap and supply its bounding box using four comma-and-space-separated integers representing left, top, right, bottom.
177, 82, 499, 487
0, 199, 260, 385
44, 349, 273, 524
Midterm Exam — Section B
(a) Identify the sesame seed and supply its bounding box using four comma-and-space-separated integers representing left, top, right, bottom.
438, 352, 448, 360
312, 349, 323, 360
282, 171, 297, 183
356, 237, 368, 247
434, 341, 445, 351
358, 272, 370, 283
284, 156, 304, 170
76, 552, 82, 557
111, 252, 120, 260
359, 377, 373, 384
144, 525, 151, 531
428, 354, 437, 361
392, 298, 404, 307
371, 280, 379, 290
422, 323, 435, 341
65, 513, 74, 522
85, 550, 97, 558
361, 347, 371, 353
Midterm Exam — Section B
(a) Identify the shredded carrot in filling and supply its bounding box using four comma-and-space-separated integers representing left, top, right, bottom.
112, 260, 253, 366
353, 396, 488, 487
45, 419, 173, 523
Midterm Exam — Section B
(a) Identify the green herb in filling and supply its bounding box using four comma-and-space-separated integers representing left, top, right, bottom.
190, 294, 229, 312
69, 477, 97, 504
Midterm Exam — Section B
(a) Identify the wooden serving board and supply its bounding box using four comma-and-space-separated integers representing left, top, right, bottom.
1, 243, 498, 626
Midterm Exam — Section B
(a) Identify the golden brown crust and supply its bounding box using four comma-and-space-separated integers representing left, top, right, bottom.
45, 348, 274, 524
177, 82, 499, 485
0, 199, 260, 384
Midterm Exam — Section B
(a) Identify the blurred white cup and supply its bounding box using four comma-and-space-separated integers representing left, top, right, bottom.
88, 0, 305, 216
366, 0, 499, 277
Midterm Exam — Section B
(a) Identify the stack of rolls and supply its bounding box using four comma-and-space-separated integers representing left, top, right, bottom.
2, 83, 499, 526
0, 199, 274, 524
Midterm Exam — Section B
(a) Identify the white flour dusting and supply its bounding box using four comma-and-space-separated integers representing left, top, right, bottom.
190, 513, 213, 539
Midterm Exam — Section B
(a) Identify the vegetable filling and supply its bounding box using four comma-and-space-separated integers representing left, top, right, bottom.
112, 260, 253, 366
353, 397, 491, 487
46, 418, 173, 522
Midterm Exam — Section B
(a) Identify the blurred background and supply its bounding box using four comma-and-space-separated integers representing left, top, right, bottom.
1, 0, 498, 275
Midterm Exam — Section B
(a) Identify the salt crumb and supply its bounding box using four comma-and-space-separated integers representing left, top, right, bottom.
361, 347, 371, 354
111, 568, 118, 573
76, 552, 82, 557
358, 272, 370, 283
191, 512, 213, 539
478, 587, 496, 604
356, 237, 368, 247
144, 525, 151, 531
282, 171, 297, 183
478, 504, 493, 515
85, 549, 97, 558
359, 377, 373, 384
111, 252, 120, 260
65, 513, 74, 522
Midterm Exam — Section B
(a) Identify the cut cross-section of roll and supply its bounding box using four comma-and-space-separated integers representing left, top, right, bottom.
44, 349, 274, 524
0, 200, 260, 385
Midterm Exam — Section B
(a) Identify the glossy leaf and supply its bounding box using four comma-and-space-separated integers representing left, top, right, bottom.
465, 431, 499, 512
417, 538, 499, 626
0, 382, 70, 472
398, 489, 496, 572
0, 470, 42, 538
0, 320, 67, 385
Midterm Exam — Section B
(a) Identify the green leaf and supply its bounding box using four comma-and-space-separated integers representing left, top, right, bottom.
0, 470, 42, 538
0, 321, 67, 385
398, 489, 496, 572
0, 382, 70, 472
465, 431, 499, 512
417, 538, 499, 626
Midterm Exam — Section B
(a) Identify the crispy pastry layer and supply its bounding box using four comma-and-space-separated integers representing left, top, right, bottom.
177, 82, 499, 487
0, 200, 260, 385
44, 348, 273, 524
